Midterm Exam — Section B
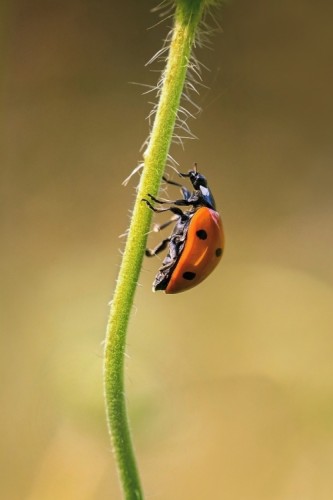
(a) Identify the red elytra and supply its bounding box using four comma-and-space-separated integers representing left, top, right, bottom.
143, 165, 225, 294
165, 207, 224, 293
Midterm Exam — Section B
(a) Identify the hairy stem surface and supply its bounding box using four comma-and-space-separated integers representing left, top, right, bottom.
104, 2, 210, 498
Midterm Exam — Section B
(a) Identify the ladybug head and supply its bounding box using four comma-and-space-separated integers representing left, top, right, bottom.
180, 163, 208, 190
188, 170, 208, 190
179, 163, 216, 209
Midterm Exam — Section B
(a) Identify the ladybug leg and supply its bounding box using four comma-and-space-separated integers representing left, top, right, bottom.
180, 186, 192, 201
145, 238, 170, 257
153, 214, 179, 233
162, 176, 192, 201
142, 198, 185, 217
147, 194, 192, 207
146, 194, 174, 204
143, 199, 187, 258
162, 175, 183, 188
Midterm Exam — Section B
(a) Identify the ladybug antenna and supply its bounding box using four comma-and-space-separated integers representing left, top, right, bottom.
177, 162, 199, 178
177, 170, 190, 178
167, 164, 182, 177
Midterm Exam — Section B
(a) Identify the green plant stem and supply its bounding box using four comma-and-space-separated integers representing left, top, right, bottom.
104, 2, 207, 499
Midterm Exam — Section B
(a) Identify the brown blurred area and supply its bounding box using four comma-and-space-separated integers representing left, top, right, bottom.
2, 1, 333, 499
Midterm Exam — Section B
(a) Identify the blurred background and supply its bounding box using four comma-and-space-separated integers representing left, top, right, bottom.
2, 0, 333, 499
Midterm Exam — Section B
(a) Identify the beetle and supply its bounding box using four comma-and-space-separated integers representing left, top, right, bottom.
142, 164, 224, 293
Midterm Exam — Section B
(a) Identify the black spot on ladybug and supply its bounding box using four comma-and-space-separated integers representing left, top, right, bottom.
183, 271, 196, 281
216, 248, 223, 257
196, 229, 207, 240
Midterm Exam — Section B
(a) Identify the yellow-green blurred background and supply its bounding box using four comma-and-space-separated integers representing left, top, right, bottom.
2, 1, 333, 499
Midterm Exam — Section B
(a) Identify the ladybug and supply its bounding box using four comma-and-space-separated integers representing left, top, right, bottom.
142, 164, 224, 293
